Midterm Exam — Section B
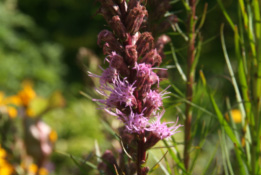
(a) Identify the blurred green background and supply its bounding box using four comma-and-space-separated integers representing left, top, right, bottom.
0, 0, 240, 174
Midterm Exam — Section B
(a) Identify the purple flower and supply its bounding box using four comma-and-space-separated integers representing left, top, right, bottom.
124, 110, 149, 134
88, 66, 118, 86
148, 110, 183, 140
134, 63, 159, 86
94, 76, 137, 109
143, 87, 171, 115
143, 89, 168, 116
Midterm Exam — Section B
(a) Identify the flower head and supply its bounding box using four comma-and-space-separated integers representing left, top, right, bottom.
143, 90, 163, 116
94, 77, 137, 109
148, 110, 182, 140
124, 110, 149, 134
88, 67, 118, 86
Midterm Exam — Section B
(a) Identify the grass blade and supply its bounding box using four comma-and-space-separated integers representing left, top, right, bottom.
217, 0, 235, 31
162, 140, 188, 174
200, 142, 219, 175
200, 70, 249, 175
170, 43, 187, 82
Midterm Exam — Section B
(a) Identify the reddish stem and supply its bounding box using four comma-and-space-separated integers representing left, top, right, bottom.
137, 136, 146, 175
184, 0, 196, 170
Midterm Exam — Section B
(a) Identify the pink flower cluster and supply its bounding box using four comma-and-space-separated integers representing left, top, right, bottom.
91, 0, 183, 174
89, 0, 182, 143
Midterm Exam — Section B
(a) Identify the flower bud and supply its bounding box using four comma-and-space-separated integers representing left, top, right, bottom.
98, 30, 124, 54
149, 71, 159, 86
144, 132, 161, 150
109, 52, 130, 76
125, 2, 148, 34
118, 126, 137, 157
99, 7, 114, 24
103, 43, 113, 55
97, 30, 116, 46
140, 49, 162, 66
98, 0, 122, 17
98, 150, 119, 175
125, 45, 138, 66
109, 15, 128, 40
156, 35, 171, 59
136, 32, 154, 57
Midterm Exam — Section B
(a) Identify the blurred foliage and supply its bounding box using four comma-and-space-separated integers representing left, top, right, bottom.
0, 0, 66, 96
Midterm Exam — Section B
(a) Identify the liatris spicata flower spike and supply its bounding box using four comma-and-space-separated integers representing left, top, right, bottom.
90, 0, 181, 174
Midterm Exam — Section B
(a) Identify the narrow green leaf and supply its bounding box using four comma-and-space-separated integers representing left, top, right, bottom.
170, 43, 187, 82
221, 129, 235, 175
191, 36, 202, 73
100, 120, 118, 139
238, 0, 249, 29
221, 24, 252, 165
170, 93, 215, 117
171, 84, 185, 97
200, 142, 219, 175
225, 98, 240, 142
217, 0, 235, 31
95, 140, 101, 163
170, 22, 189, 41
197, 3, 208, 31
56, 151, 97, 170
150, 151, 170, 175
200, 70, 249, 175
218, 130, 229, 175
162, 140, 188, 174
220, 24, 246, 126
170, 0, 181, 5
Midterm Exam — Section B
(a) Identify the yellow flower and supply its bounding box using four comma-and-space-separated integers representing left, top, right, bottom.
49, 130, 58, 143
3, 96, 22, 106
0, 92, 4, 103
28, 164, 49, 175
0, 146, 7, 158
39, 168, 49, 175
0, 92, 19, 118
7, 107, 17, 118
225, 109, 242, 123
0, 162, 13, 175
26, 108, 35, 118
29, 164, 38, 174
18, 81, 36, 107
0, 146, 13, 175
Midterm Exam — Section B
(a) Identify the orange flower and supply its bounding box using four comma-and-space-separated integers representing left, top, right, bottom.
0, 92, 18, 118
0, 145, 14, 175
49, 130, 58, 143
18, 81, 36, 107
225, 109, 242, 123
7, 107, 17, 118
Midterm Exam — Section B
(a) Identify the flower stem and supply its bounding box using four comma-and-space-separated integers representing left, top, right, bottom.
137, 136, 146, 175
184, 0, 197, 170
